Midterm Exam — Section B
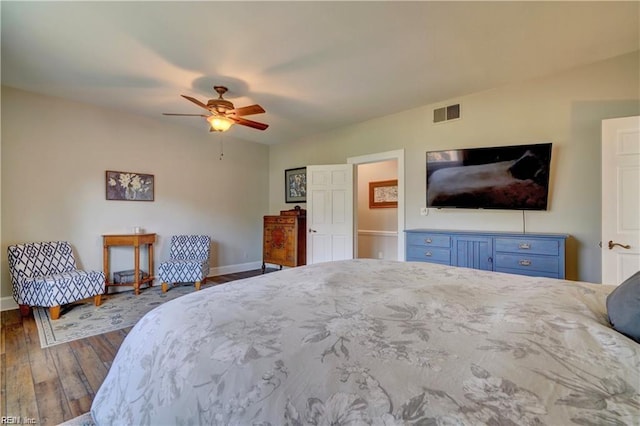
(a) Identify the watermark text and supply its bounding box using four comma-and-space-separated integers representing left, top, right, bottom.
1, 417, 37, 424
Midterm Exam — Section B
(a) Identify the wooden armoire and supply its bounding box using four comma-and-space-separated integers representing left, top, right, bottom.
262, 206, 306, 272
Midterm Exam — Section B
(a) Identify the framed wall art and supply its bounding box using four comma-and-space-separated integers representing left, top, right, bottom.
369, 179, 398, 208
106, 170, 154, 201
285, 167, 307, 203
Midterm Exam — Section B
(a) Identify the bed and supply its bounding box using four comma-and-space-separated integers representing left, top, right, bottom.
91, 259, 639, 425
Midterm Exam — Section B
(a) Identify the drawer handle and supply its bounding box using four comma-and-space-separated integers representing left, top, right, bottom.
425, 251, 432, 257
425, 238, 432, 244
519, 259, 532, 266
519, 243, 531, 249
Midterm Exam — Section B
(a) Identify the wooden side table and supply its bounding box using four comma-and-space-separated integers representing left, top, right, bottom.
103, 233, 156, 295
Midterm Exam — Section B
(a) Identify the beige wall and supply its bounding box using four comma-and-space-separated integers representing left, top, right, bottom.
268, 51, 640, 283
1, 87, 270, 301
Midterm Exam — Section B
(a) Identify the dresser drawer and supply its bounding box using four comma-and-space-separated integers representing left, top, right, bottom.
264, 216, 297, 226
407, 246, 451, 264
406, 233, 451, 248
494, 253, 559, 274
494, 267, 560, 279
495, 238, 559, 256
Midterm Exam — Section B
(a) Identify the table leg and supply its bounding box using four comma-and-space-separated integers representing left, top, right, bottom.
148, 243, 154, 287
134, 244, 140, 295
103, 244, 110, 295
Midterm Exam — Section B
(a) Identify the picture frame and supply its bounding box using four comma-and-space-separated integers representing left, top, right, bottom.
369, 179, 398, 208
285, 167, 307, 203
106, 170, 154, 201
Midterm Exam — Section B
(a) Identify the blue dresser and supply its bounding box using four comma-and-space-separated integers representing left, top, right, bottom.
405, 229, 568, 279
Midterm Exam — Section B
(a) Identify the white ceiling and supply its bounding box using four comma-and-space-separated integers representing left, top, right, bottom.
2, 1, 638, 145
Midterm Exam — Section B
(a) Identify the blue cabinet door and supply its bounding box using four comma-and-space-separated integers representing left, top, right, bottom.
453, 236, 493, 270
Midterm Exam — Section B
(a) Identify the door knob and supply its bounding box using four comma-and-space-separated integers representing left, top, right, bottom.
309, 229, 317, 233
608, 240, 631, 250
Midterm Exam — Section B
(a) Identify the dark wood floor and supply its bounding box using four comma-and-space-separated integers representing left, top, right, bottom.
0, 269, 272, 425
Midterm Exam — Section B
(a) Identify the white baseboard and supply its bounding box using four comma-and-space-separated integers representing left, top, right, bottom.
1, 296, 18, 312
0, 261, 266, 312
208, 261, 264, 277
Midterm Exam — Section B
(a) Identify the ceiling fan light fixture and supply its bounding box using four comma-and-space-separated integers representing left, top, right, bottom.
164, 86, 268, 132
207, 115, 234, 132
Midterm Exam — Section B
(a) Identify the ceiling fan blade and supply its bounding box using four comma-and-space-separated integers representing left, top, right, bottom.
181, 95, 211, 111
232, 117, 269, 131
232, 104, 265, 116
163, 113, 208, 117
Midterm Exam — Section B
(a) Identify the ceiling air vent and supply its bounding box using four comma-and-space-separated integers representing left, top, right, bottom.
433, 103, 460, 123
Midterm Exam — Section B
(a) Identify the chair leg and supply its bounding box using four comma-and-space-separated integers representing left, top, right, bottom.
94, 294, 102, 307
161, 282, 169, 293
49, 305, 61, 320
18, 304, 31, 317
195, 281, 201, 291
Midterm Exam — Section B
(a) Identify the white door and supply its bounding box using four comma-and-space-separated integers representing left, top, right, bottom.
602, 116, 640, 285
306, 164, 354, 264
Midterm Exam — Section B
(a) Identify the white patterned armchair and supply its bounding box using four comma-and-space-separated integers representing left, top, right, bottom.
159, 235, 211, 292
7, 241, 105, 320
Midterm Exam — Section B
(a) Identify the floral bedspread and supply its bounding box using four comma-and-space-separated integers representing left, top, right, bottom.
92, 259, 640, 425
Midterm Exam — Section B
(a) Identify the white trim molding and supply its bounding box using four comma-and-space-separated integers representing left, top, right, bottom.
208, 261, 263, 277
357, 230, 398, 237
1, 297, 18, 312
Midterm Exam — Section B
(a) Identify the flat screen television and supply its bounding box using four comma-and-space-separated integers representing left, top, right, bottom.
426, 142, 552, 210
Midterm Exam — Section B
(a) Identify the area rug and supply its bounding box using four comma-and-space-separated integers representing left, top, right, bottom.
34, 284, 207, 348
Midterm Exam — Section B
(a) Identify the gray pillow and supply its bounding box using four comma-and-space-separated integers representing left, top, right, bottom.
606, 270, 640, 343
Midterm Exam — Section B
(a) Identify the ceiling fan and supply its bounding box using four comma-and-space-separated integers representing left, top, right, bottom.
163, 86, 269, 132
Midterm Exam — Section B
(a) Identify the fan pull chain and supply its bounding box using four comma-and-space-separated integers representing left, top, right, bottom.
219, 134, 224, 160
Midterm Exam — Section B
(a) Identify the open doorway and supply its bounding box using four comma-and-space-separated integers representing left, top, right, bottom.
356, 160, 398, 260
348, 150, 405, 261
